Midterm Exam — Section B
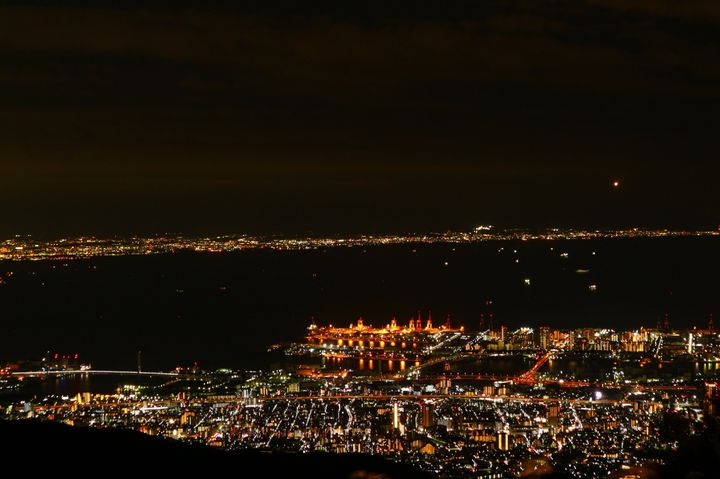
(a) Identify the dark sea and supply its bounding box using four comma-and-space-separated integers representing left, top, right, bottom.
1, 237, 718, 371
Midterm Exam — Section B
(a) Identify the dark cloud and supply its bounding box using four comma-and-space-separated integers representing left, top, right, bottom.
0, 1, 718, 236
1, 4, 717, 93
589, 0, 720, 20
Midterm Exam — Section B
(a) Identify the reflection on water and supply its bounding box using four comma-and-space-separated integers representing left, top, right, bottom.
323, 357, 418, 373
7, 374, 166, 400
327, 354, 720, 381
425, 357, 534, 376
700, 362, 720, 374
546, 356, 720, 381
10, 356, 717, 400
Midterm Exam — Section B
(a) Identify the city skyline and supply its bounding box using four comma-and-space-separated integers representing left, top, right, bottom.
4, 308, 720, 478
1, 225, 718, 260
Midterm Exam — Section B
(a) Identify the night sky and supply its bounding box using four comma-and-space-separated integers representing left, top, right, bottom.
1, 1, 718, 237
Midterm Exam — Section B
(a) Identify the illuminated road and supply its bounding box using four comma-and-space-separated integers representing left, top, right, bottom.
23, 381, 699, 415
29, 394, 623, 412
415, 373, 513, 381
259, 394, 620, 404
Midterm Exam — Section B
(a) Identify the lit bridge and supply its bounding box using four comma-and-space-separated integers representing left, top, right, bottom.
514, 351, 554, 385
402, 350, 555, 385
11, 370, 182, 378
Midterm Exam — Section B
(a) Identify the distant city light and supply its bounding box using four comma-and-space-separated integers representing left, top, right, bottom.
0, 228, 716, 261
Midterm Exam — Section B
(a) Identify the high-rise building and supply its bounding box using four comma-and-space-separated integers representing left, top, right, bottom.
421, 402, 436, 429
539, 327, 551, 350
548, 402, 560, 427
496, 430, 510, 451
393, 402, 400, 430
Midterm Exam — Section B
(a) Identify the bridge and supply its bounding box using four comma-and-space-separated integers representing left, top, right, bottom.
11, 370, 181, 378
514, 351, 553, 384
402, 350, 555, 385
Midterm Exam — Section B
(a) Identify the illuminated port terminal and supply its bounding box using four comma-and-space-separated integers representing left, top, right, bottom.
289, 313, 465, 373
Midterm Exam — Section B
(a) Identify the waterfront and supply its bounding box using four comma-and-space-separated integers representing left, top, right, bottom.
1, 237, 718, 371
1, 374, 164, 400
4, 236, 720, 478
